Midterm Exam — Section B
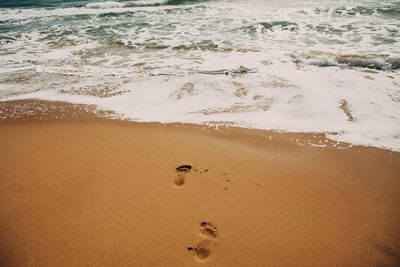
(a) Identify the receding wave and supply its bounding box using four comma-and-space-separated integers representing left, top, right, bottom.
291, 52, 400, 70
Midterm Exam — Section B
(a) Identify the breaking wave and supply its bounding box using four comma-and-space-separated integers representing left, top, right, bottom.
292, 52, 400, 70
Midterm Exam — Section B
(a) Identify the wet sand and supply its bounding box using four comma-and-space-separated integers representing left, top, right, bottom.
0, 101, 400, 266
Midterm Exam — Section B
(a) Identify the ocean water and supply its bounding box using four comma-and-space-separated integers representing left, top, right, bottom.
0, 0, 399, 150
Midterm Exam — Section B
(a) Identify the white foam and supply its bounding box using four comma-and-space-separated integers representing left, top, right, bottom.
86, 1, 124, 9
2, 56, 399, 152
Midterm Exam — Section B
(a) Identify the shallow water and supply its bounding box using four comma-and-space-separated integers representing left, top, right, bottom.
0, 0, 399, 151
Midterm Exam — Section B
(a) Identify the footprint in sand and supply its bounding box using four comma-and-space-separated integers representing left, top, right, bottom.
172, 164, 193, 187
188, 222, 218, 260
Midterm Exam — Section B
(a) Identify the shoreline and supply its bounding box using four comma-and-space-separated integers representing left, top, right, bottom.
0, 116, 399, 266
0, 98, 392, 152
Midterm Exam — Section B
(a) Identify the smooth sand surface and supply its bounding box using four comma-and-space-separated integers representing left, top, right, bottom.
0, 120, 400, 266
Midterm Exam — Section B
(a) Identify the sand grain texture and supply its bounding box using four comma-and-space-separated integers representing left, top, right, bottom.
0, 121, 399, 266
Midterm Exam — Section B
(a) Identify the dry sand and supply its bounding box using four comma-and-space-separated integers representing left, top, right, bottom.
0, 100, 400, 266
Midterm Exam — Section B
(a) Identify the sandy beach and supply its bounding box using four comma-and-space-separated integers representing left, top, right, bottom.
0, 100, 399, 266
